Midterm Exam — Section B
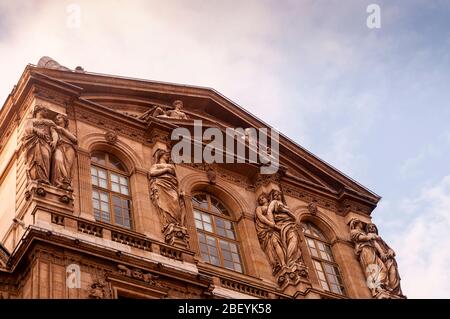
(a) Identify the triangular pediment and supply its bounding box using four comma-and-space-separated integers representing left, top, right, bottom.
3, 65, 380, 210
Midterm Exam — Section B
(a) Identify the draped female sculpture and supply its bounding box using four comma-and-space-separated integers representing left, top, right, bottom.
255, 189, 303, 279
51, 114, 78, 190
23, 105, 58, 184
350, 218, 404, 298
149, 149, 185, 230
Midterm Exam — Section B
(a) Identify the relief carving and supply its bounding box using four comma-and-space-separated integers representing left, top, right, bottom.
149, 148, 189, 248
105, 131, 118, 144
117, 264, 161, 287
349, 218, 405, 299
255, 190, 308, 289
139, 100, 188, 122
88, 278, 111, 299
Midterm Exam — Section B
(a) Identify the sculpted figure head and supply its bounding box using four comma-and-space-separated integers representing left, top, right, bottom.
270, 189, 282, 201
258, 193, 269, 206
349, 218, 366, 231
33, 105, 49, 118
154, 148, 171, 164
55, 114, 69, 128
367, 223, 379, 234
173, 100, 183, 111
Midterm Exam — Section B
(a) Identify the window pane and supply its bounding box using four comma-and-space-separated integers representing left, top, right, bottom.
100, 202, 109, 212
120, 186, 129, 195
98, 169, 106, 179
222, 250, 232, 261
198, 233, 206, 243
216, 218, 224, 227
202, 214, 211, 223
201, 253, 210, 262
99, 179, 107, 189
194, 210, 201, 220
206, 236, 216, 246
112, 196, 121, 206
226, 230, 235, 239
109, 154, 126, 171
91, 176, 98, 186
92, 191, 99, 199
204, 223, 213, 233
216, 228, 226, 237
330, 284, 342, 294
310, 248, 319, 257
192, 194, 208, 209
111, 174, 119, 183
224, 221, 232, 229
100, 192, 108, 202
320, 280, 330, 291
91, 152, 106, 165
119, 176, 128, 185
224, 260, 234, 270
111, 182, 120, 193
199, 243, 208, 254
234, 264, 242, 273
210, 256, 220, 266
195, 220, 203, 230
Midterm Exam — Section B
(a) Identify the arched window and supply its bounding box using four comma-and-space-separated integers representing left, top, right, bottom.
191, 193, 243, 273
90, 151, 132, 229
302, 222, 345, 295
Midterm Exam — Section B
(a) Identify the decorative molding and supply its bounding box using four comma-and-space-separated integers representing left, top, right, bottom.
219, 278, 269, 298
75, 108, 147, 144
181, 163, 252, 190
116, 264, 162, 287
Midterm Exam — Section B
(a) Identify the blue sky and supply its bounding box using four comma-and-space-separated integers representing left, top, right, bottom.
0, 0, 449, 298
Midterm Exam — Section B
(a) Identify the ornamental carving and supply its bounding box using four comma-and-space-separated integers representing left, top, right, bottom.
139, 100, 188, 122
88, 278, 111, 299
349, 219, 405, 299
105, 131, 118, 144
307, 202, 318, 215
22, 106, 78, 192
149, 147, 189, 248
255, 190, 308, 289
117, 264, 162, 287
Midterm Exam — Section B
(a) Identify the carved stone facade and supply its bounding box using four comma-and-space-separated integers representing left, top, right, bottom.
0, 57, 403, 299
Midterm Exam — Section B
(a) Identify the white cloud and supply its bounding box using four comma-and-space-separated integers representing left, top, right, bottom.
384, 175, 450, 298
0, 0, 288, 127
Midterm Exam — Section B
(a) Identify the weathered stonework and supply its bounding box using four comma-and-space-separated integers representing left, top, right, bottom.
0, 57, 402, 299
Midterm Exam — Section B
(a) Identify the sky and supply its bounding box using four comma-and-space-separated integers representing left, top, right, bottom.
0, 0, 449, 298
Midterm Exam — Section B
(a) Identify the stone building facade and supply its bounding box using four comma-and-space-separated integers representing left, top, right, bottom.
0, 57, 404, 299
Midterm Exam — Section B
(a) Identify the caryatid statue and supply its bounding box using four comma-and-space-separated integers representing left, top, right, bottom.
149, 148, 188, 247
22, 105, 58, 184
255, 189, 307, 288
349, 218, 405, 298
51, 114, 78, 191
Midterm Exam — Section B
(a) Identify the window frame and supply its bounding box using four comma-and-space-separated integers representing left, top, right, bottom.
90, 152, 133, 229
191, 192, 245, 274
302, 222, 346, 295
